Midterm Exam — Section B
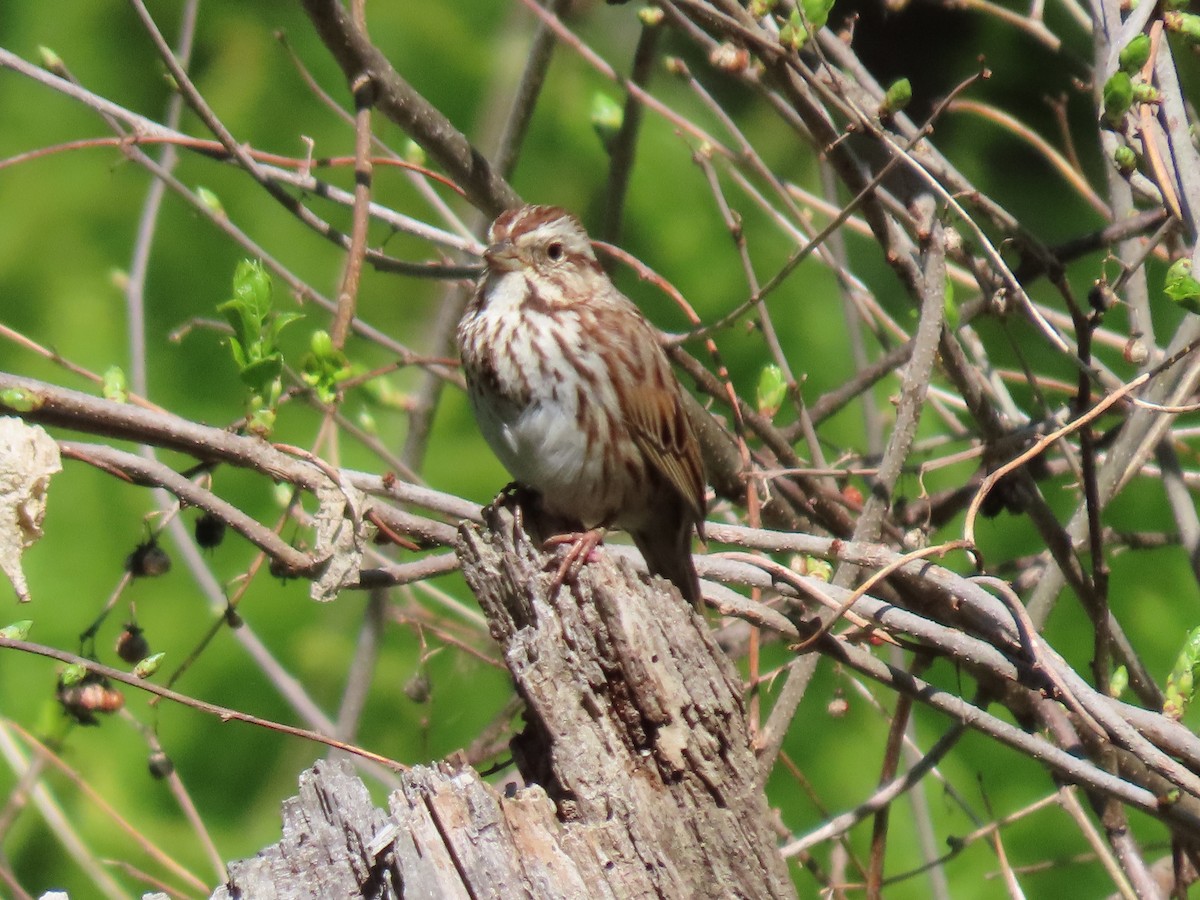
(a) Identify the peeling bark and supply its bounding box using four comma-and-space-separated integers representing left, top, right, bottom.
212, 506, 793, 898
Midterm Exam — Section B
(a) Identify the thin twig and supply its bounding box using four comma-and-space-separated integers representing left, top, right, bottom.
0, 639, 405, 771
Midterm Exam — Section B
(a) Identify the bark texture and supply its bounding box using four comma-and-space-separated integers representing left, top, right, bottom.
212, 506, 794, 898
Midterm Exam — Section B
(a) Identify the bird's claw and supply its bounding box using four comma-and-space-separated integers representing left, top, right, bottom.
544, 529, 606, 596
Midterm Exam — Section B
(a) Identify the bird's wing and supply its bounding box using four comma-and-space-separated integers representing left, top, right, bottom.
618, 334, 707, 534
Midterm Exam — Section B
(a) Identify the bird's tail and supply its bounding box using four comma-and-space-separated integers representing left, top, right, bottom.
633, 522, 703, 611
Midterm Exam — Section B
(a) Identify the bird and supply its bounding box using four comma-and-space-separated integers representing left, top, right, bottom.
456, 205, 707, 608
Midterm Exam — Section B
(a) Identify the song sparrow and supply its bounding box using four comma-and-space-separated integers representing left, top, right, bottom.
457, 205, 707, 608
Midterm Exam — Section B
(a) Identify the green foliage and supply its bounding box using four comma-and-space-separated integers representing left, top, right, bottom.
101, 365, 127, 403
216, 259, 302, 434
880, 78, 912, 117
0, 620, 33, 640
779, 11, 808, 49
1109, 664, 1128, 698
35, 45, 66, 77
801, 556, 832, 582
756, 364, 787, 417
800, 0, 836, 31
402, 139, 426, 166
58, 663, 87, 687
0, 387, 40, 412
1118, 34, 1150, 73
1112, 144, 1137, 175
133, 652, 165, 679
1131, 81, 1160, 104
590, 91, 624, 154
1165, 11, 1200, 43
1164, 626, 1200, 719
943, 274, 958, 329
1164, 258, 1200, 313
300, 329, 351, 404
1102, 71, 1133, 127
196, 186, 226, 218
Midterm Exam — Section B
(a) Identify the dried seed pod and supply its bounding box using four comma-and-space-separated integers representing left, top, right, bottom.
194, 512, 226, 550
404, 670, 432, 704
126, 539, 171, 578
57, 673, 124, 725
147, 750, 175, 779
115, 624, 150, 665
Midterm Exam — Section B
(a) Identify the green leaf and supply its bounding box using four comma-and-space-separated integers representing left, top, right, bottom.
271, 311, 304, 342
1164, 626, 1200, 719
880, 78, 912, 117
239, 355, 283, 392
217, 298, 259, 349
102, 365, 128, 403
217, 257, 297, 439
756, 364, 787, 417
943, 276, 959, 329
1113, 145, 1137, 175
1102, 71, 1133, 126
1165, 258, 1200, 314
1164, 10, 1200, 42
1131, 82, 1160, 104
1108, 665, 1128, 698
801, 0, 836, 31
247, 404, 277, 436
230, 259, 273, 325
360, 373, 408, 410
301, 330, 352, 404
37, 45, 65, 75
0, 620, 32, 640
779, 11, 807, 49
308, 328, 334, 361
0, 387, 41, 412
223, 336, 248, 371
134, 652, 166, 679
591, 92, 624, 153
402, 139, 426, 167
1118, 34, 1150, 73
804, 556, 832, 582
196, 186, 226, 218
59, 663, 88, 686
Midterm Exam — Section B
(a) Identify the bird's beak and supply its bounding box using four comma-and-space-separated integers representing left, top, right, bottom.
483, 240, 519, 272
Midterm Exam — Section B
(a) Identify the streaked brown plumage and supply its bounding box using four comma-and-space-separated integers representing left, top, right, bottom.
456, 205, 706, 607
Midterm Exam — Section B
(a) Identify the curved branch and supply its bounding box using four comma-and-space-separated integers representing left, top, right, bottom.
301, 0, 520, 217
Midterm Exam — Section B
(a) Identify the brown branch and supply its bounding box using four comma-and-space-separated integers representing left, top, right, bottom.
300, 0, 520, 217
0, 638, 405, 771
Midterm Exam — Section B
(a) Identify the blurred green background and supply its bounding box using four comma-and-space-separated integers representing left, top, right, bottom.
1, 0, 1197, 896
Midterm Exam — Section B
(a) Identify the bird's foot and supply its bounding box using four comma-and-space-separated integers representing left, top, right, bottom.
544, 528, 607, 596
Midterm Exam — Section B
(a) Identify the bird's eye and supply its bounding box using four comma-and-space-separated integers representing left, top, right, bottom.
546, 241, 564, 261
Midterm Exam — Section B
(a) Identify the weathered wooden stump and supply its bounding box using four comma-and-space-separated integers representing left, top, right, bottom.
212, 506, 793, 898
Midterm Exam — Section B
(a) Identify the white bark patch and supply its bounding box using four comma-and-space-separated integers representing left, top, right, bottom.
0, 418, 61, 603
309, 482, 372, 603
